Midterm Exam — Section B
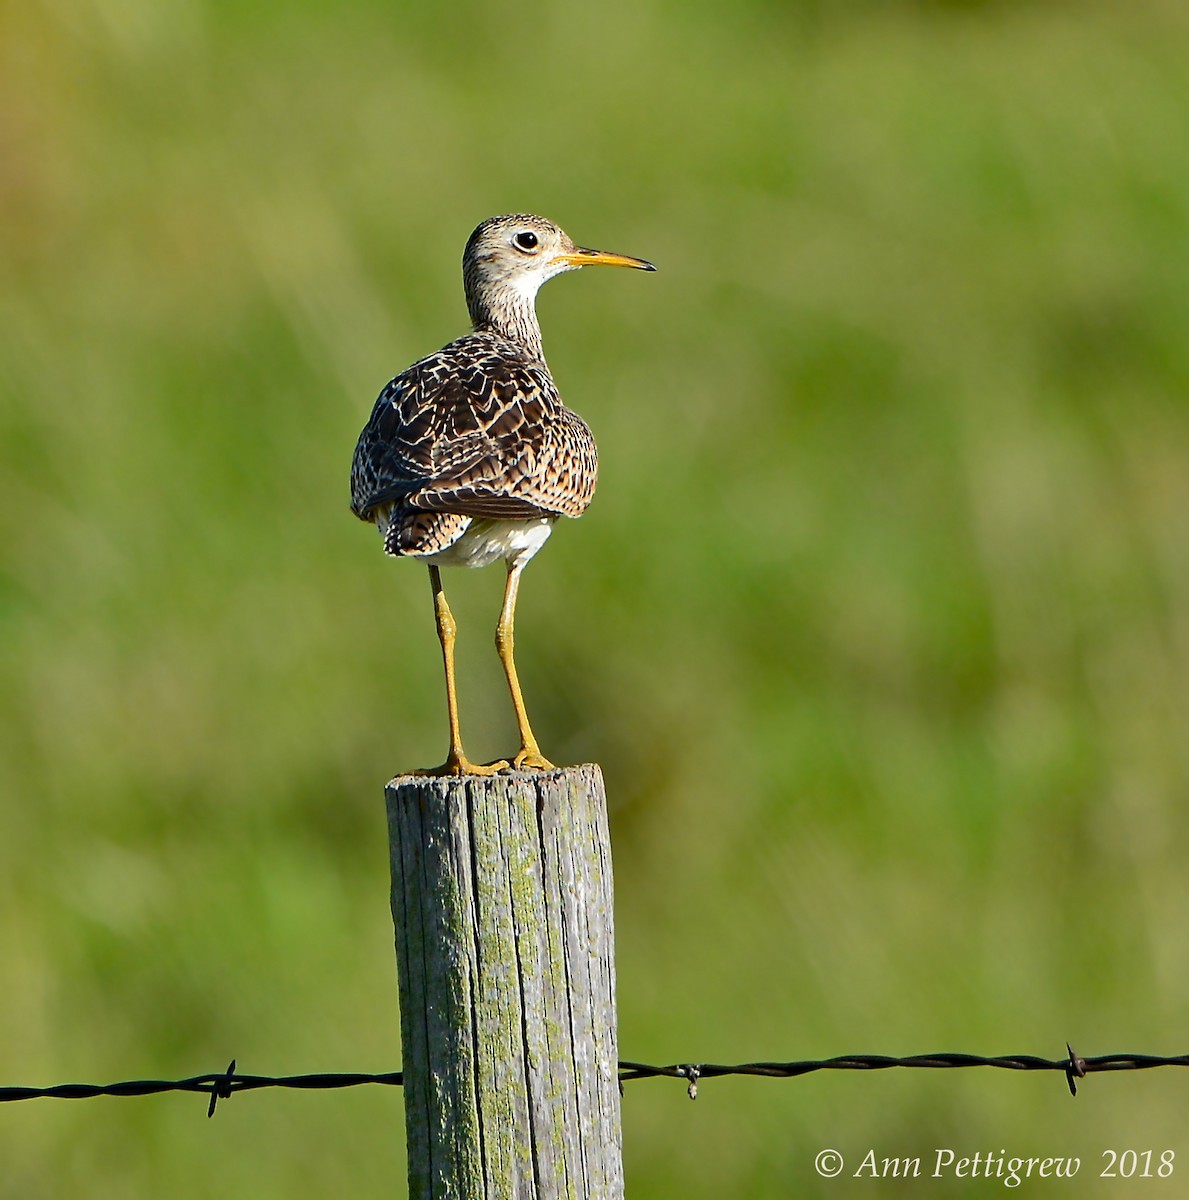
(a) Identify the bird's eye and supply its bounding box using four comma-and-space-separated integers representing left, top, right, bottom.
513, 230, 540, 252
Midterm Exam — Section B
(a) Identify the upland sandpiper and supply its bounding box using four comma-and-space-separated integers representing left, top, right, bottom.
351, 214, 655, 775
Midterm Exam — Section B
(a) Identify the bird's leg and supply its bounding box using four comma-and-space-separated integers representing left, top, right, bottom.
417, 566, 507, 777
496, 563, 555, 771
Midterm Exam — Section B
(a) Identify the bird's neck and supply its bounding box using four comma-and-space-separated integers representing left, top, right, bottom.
468, 286, 546, 362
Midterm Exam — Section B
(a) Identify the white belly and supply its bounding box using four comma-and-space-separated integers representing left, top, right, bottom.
424, 516, 557, 569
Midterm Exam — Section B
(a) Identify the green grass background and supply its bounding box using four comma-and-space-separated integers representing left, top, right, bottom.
3, 0, 1188, 1195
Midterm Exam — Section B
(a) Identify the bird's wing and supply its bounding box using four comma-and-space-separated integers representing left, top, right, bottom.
351, 337, 597, 523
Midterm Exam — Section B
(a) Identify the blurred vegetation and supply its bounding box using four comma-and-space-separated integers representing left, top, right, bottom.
3, 0, 1188, 1195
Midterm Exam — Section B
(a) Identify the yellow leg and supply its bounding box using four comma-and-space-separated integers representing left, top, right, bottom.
496, 563, 554, 771
417, 566, 507, 777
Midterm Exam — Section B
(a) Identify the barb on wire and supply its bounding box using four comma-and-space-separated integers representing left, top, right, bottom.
207, 1059, 236, 1118
3, 1050, 1187, 1115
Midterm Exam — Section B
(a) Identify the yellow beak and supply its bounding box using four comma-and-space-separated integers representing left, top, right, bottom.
553, 247, 657, 272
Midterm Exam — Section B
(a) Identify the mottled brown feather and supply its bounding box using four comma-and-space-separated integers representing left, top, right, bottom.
351, 331, 597, 556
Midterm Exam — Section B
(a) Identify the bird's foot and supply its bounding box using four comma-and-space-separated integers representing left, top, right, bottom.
512, 747, 555, 771
414, 753, 510, 777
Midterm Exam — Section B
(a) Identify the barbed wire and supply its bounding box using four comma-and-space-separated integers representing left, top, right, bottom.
619, 1049, 1189, 1100
0, 1063, 406, 1118
3, 1048, 1187, 1116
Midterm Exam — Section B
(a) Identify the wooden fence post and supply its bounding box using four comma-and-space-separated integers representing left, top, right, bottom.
385, 763, 622, 1200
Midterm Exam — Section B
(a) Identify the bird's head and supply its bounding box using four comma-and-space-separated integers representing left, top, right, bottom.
463, 214, 655, 328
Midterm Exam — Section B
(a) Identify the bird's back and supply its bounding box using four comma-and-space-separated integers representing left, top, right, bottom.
351, 331, 598, 558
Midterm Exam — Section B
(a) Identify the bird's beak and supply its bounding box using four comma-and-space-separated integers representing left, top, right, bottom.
553, 247, 657, 272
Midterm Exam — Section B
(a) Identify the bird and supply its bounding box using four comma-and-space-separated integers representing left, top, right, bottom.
351, 214, 655, 776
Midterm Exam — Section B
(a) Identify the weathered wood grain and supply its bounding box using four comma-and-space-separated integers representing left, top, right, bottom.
386, 764, 622, 1200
